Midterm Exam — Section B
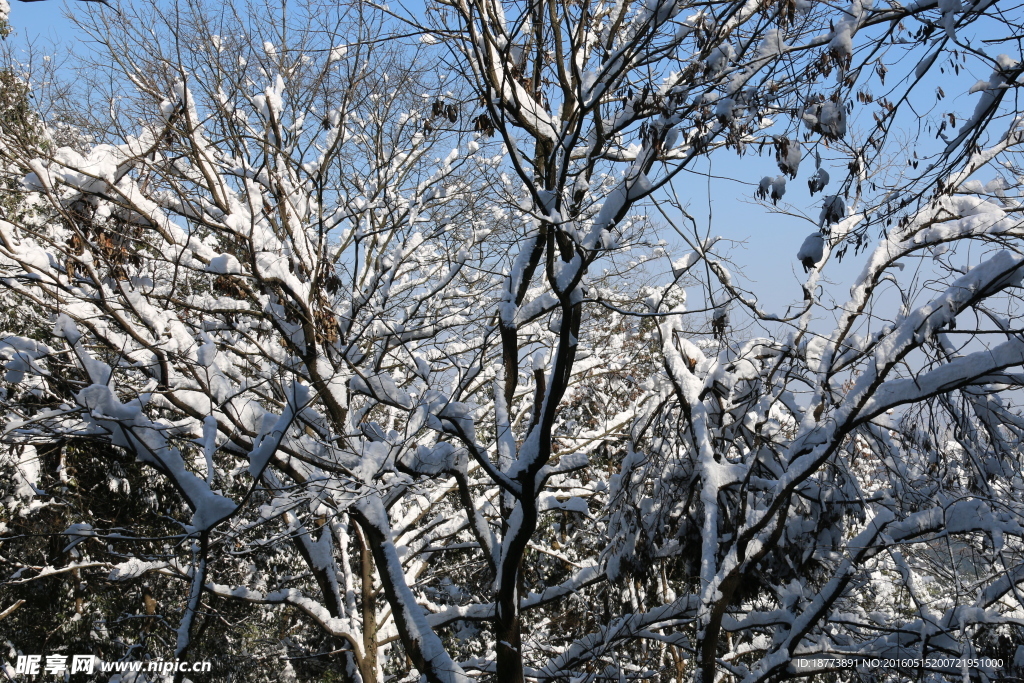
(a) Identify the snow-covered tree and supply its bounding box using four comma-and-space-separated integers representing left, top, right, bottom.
0, 1, 511, 679
410, 0, 1024, 680
3, 0, 1024, 681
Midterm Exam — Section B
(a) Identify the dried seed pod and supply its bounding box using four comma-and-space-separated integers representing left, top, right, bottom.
213, 274, 247, 298
474, 114, 494, 137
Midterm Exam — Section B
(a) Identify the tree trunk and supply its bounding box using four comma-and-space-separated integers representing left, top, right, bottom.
494, 571, 524, 683
359, 525, 378, 681
351, 500, 464, 683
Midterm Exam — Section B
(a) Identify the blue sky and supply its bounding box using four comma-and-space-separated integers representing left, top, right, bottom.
7, 0, 77, 45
